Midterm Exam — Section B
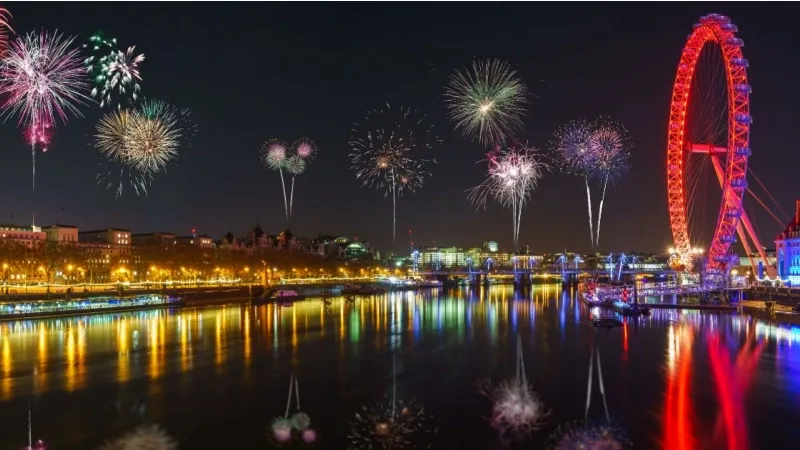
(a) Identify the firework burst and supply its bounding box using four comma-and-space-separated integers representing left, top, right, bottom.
349, 103, 439, 244
589, 119, 631, 247
83, 32, 145, 109
98, 424, 177, 450
93, 100, 192, 197
468, 144, 547, 249
552, 118, 631, 248
476, 335, 550, 442
444, 58, 529, 146
0, 30, 90, 191
294, 136, 317, 160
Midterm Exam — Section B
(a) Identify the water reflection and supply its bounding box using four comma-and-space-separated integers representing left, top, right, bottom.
0, 286, 796, 448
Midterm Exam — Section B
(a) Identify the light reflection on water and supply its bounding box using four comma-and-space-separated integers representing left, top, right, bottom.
0, 285, 796, 448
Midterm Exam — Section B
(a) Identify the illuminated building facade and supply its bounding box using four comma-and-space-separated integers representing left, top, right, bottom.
43, 224, 78, 244
420, 247, 467, 268
0, 224, 46, 248
775, 200, 800, 285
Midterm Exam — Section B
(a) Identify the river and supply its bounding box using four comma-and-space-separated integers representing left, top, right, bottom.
0, 285, 797, 449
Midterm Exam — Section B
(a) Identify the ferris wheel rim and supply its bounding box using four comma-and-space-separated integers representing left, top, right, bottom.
666, 13, 751, 273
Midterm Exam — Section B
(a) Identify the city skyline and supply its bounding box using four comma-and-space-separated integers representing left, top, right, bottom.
0, 4, 797, 254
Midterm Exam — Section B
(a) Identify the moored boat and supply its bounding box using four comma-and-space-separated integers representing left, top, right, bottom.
255, 289, 305, 306
611, 300, 651, 316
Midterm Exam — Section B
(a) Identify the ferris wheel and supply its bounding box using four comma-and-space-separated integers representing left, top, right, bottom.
666, 13, 784, 278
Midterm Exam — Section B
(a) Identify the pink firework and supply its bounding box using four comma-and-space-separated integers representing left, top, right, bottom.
293, 137, 317, 160
0, 30, 89, 128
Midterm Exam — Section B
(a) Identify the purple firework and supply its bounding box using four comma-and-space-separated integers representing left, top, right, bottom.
293, 136, 317, 160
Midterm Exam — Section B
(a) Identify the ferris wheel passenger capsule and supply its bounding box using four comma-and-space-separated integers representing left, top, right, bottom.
735, 113, 752, 124
726, 37, 744, 47
730, 57, 749, 67
730, 178, 748, 189
722, 23, 739, 32
734, 84, 752, 94
734, 147, 751, 156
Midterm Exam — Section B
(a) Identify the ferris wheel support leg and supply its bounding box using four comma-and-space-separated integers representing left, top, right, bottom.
709, 154, 775, 278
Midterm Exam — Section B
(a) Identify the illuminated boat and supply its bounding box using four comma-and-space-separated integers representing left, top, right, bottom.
611, 300, 651, 316
255, 289, 305, 306
0, 294, 184, 321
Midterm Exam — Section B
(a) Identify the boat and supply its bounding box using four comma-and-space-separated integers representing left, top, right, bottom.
580, 291, 603, 307
255, 289, 305, 306
611, 300, 651, 316
0, 294, 183, 321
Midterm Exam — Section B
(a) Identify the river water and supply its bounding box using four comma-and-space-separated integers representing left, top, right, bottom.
0, 285, 797, 449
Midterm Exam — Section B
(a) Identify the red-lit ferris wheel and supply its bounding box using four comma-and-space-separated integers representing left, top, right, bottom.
666, 13, 782, 278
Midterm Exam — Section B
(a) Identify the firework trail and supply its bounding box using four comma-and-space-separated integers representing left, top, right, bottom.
552, 119, 598, 248
444, 58, 529, 147
83, 32, 145, 110
468, 144, 547, 249
261, 139, 290, 222
350, 103, 439, 245
287, 137, 317, 221
0, 30, 90, 191
589, 119, 631, 247
476, 335, 550, 443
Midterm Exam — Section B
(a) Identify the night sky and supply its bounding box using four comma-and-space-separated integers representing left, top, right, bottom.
1, 3, 797, 254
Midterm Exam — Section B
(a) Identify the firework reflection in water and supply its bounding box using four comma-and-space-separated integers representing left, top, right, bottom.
349, 336, 436, 449
549, 346, 630, 449
350, 394, 435, 449
476, 335, 550, 442
98, 424, 177, 450
21, 441, 47, 450
269, 373, 318, 446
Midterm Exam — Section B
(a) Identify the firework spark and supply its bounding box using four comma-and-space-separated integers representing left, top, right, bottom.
468, 144, 547, 249
0, 30, 89, 191
350, 103, 439, 244
83, 32, 145, 109
98, 424, 177, 450
476, 335, 550, 442
261, 139, 291, 222
444, 58, 529, 146
589, 119, 631, 247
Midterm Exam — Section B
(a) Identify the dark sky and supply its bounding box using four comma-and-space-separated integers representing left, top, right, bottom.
1, 3, 797, 254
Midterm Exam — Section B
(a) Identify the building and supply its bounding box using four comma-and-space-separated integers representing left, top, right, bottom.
775, 200, 800, 285
176, 234, 214, 249
132, 232, 176, 248
43, 224, 79, 244
419, 246, 467, 268
79, 228, 131, 247
0, 224, 46, 248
